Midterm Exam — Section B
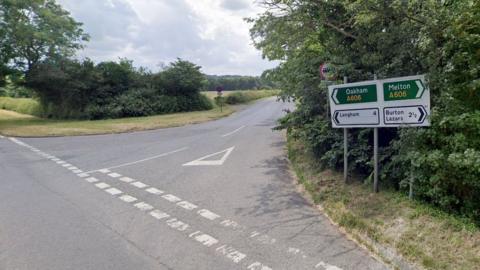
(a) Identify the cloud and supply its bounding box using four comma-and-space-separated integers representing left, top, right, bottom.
56, 0, 276, 75
221, 0, 250, 11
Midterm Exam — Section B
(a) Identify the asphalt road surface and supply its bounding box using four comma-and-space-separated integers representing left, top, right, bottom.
0, 98, 388, 270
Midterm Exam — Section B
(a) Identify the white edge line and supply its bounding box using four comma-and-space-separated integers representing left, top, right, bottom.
84, 147, 188, 173
221, 126, 245, 137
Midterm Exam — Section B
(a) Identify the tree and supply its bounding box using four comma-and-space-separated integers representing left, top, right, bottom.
155, 59, 206, 96
0, 0, 89, 72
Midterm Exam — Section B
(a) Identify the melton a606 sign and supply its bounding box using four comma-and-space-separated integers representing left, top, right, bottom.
383, 79, 425, 101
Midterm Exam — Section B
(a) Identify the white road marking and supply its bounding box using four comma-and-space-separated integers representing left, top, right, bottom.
57, 161, 66, 164
68, 166, 79, 170
134, 202, 154, 211
95, 182, 110, 189
108, 172, 122, 178
166, 218, 189, 231
162, 194, 182, 203
85, 177, 99, 183
72, 169, 83, 174
220, 219, 241, 230
197, 209, 221, 221
183, 147, 235, 166
216, 245, 246, 263
87, 147, 188, 173
149, 210, 170, 220
145, 187, 163, 195
248, 262, 273, 270
250, 231, 261, 238
105, 188, 123, 196
77, 173, 90, 178
51, 158, 60, 161
221, 126, 245, 137
119, 177, 135, 183
131, 181, 148, 189
315, 262, 343, 270
119, 195, 137, 203
177, 201, 198, 210
0, 134, 4, 138
98, 169, 111, 173
288, 247, 301, 255
62, 164, 72, 167
194, 233, 219, 247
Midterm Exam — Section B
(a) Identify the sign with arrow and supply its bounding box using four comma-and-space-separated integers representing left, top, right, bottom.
331, 84, 377, 105
383, 79, 425, 101
328, 75, 430, 128
383, 105, 428, 125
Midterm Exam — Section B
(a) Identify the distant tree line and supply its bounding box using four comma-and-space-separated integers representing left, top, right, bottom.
204, 75, 277, 91
0, 0, 211, 119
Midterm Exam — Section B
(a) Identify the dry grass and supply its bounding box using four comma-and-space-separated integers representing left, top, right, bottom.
287, 137, 480, 270
0, 106, 236, 137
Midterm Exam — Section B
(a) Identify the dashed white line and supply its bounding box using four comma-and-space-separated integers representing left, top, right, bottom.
145, 187, 163, 195
119, 177, 135, 183
85, 177, 99, 183
131, 181, 148, 189
149, 210, 170, 220
216, 245, 247, 263
105, 188, 123, 196
77, 173, 90, 178
95, 182, 110, 189
248, 262, 273, 270
108, 172, 122, 178
119, 195, 137, 203
51, 158, 60, 161
177, 201, 198, 210
221, 125, 246, 137
162, 194, 182, 203
98, 169, 111, 174
62, 164, 72, 167
193, 233, 219, 247
68, 166, 79, 170
197, 209, 221, 221
57, 161, 66, 164
166, 218, 189, 231
72, 169, 83, 174
134, 202, 154, 211
315, 261, 343, 270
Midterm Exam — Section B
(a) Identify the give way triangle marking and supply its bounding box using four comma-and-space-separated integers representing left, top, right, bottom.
183, 147, 235, 166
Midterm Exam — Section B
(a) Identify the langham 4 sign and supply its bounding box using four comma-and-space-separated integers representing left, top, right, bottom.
328, 75, 431, 128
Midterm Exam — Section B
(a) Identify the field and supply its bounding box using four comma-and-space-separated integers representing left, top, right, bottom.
0, 90, 278, 137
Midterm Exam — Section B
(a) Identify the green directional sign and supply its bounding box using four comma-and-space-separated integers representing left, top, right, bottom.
383, 79, 425, 101
331, 84, 377, 105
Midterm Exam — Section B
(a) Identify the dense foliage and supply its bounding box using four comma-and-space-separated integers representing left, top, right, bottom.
26, 58, 212, 119
250, 0, 480, 222
205, 75, 277, 91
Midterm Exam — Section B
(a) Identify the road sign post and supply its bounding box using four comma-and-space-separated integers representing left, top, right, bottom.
373, 74, 378, 193
328, 74, 430, 193
343, 76, 348, 184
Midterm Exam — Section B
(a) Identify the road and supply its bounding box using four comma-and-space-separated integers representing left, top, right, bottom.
0, 97, 388, 270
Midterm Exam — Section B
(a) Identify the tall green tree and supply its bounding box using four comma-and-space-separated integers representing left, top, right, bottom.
0, 0, 89, 73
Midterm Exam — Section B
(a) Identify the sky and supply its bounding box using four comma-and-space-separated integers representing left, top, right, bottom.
56, 0, 277, 76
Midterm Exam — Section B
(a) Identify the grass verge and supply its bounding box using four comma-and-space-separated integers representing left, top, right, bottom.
203, 89, 279, 103
0, 97, 42, 116
0, 106, 236, 137
287, 135, 480, 270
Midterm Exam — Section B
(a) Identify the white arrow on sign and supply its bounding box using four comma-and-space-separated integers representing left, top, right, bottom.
415, 80, 424, 98
183, 147, 235, 166
332, 88, 339, 104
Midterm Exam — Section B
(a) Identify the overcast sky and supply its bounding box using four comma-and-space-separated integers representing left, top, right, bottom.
56, 0, 276, 76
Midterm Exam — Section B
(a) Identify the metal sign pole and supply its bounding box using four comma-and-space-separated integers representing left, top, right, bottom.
373, 74, 379, 193
343, 76, 348, 183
